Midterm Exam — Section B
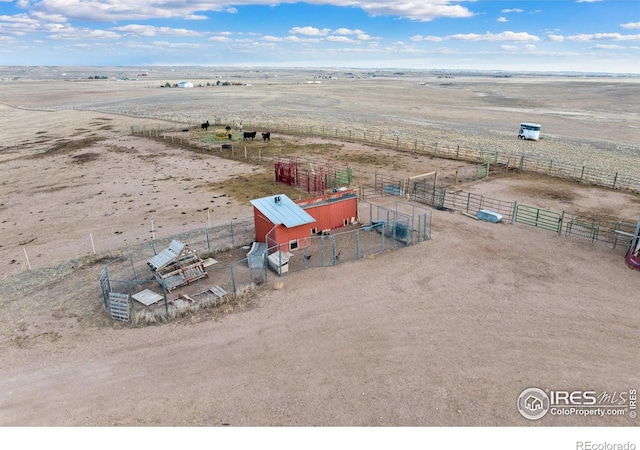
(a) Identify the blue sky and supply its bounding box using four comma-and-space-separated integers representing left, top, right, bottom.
0, 1, 639, 72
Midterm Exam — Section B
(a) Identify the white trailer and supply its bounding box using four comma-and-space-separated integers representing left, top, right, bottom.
518, 122, 541, 140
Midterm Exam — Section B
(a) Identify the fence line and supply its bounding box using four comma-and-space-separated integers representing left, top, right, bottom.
126, 122, 640, 251
131, 120, 640, 194
372, 167, 636, 250
99, 198, 432, 323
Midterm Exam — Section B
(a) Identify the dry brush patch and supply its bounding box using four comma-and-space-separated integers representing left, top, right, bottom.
25, 136, 104, 159
130, 283, 262, 327
198, 171, 313, 204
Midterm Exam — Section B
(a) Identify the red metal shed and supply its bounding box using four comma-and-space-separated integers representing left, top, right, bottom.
250, 194, 317, 251
295, 189, 359, 233
250, 190, 358, 252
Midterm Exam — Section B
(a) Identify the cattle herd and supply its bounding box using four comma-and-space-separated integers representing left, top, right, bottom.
198, 120, 272, 142
239, 131, 270, 141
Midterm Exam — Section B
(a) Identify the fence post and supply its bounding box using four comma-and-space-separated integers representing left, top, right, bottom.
512, 201, 517, 224
466, 192, 471, 213
230, 220, 235, 247
519, 155, 525, 171
613, 172, 618, 189
230, 265, 237, 295
580, 166, 585, 182
332, 236, 337, 266
129, 254, 138, 282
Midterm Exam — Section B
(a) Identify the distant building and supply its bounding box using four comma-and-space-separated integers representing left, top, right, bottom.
178, 81, 194, 88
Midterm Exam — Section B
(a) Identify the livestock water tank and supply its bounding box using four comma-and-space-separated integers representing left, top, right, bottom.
477, 210, 503, 223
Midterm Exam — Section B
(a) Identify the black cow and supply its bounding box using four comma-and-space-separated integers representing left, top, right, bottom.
225, 126, 231, 133
243, 131, 257, 141
201, 120, 210, 131
262, 132, 271, 142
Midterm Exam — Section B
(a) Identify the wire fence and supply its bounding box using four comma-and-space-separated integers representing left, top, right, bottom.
372, 168, 638, 251
129, 121, 639, 255
99, 199, 432, 324
132, 119, 640, 194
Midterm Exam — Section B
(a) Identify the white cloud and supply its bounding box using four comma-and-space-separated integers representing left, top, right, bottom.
284, 35, 321, 42
0, 14, 39, 24
411, 31, 541, 44
576, 0, 602, 3
568, 33, 640, 42
48, 25, 121, 40
184, 14, 207, 20
451, 31, 540, 42
621, 22, 640, 30
358, 1, 474, 22
500, 45, 517, 51
333, 28, 364, 36
13, 1, 476, 23
261, 35, 282, 42
290, 26, 331, 36
547, 34, 564, 42
501, 8, 523, 14
110, 24, 203, 37
331, 28, 373, 41
410, 35, 446, 42
592, 44, 624, 49
208, 35, 231, 42
497, 17, 507, 23
326, 35, 356, 43
151, 41, 203, 49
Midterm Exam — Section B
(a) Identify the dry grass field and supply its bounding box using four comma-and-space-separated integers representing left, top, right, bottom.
0, 67, 639, 427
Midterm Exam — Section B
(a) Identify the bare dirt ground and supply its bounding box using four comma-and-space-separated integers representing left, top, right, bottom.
0, 68, 639, 427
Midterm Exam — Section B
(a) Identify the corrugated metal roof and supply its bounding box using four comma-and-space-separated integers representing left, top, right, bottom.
250, 194, 316, 228
148, 240, 185, 271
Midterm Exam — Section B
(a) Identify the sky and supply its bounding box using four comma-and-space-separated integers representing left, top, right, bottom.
0, 0, 639, 73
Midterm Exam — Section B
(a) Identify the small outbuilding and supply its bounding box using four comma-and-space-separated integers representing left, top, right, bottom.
250, 194, 317, 251
250, 189, 359, 252
178, 81, 194, 88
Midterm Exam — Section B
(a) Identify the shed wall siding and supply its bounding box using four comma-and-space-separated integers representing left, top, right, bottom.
303, 197, 358, 230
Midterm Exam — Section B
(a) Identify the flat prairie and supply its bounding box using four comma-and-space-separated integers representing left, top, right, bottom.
0, 67, 639, 427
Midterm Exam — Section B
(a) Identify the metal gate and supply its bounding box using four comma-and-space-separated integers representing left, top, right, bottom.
514, 204, 563, 234
410, 180, 445, 209
108, 292, 130, 322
